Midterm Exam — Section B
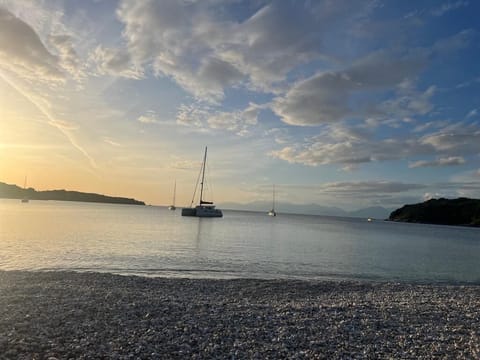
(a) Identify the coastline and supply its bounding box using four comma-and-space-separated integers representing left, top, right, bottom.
0, 271, 479, 358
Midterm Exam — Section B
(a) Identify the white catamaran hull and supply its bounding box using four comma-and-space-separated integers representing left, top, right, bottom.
182, 205, 223, 217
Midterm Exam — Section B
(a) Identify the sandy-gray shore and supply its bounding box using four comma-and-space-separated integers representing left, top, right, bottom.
0, 271, 479, 359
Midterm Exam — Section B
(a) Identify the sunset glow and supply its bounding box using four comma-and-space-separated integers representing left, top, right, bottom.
1, 0, 479, 209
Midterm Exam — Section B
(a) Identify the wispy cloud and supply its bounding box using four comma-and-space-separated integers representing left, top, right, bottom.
176, 102, 260, 136
431, 1, 469, 17
320, 181, 428, 194
409, 156, 465, 168
466, 109, 478, 118
137, 111, 161, 124
0, 70, 97, 169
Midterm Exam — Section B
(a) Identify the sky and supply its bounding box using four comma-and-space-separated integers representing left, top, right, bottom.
1, 0, 480, 210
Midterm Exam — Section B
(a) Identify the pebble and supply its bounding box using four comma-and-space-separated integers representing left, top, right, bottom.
0, 271, 478, 359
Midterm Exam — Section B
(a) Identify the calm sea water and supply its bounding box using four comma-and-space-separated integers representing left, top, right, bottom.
1, 199, 479, 283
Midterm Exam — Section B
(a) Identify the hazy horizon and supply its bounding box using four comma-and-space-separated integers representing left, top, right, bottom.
1, 1, 480, 210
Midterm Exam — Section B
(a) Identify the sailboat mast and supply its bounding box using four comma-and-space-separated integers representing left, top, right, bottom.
172, 180, 176, 206
199, 146, 207, 204
272, 184, 275, 210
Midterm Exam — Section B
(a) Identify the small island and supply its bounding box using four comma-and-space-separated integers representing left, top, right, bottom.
0, 181, 145, 206
389, 197, 480, 227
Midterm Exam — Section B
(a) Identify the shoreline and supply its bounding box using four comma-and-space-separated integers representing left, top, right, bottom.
1, 271, 479, 358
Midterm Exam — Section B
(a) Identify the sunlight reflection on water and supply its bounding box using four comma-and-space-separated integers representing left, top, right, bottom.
1, 199, 479, 283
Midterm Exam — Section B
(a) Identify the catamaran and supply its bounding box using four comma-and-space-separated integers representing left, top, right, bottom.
268, 184, 276, 216
181, 147, 223, 218
168, 180, 176, 210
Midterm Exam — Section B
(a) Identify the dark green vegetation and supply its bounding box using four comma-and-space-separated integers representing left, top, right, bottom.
389, 198, 480, 227
0, 181, 145, 205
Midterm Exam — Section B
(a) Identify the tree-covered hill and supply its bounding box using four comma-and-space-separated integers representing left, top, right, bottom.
389, 198, 480, 227
0, 182, 145, 206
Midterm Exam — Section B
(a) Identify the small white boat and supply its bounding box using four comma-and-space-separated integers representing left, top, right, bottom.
268, 184, 276, 216
182, 147, 223, 218
168, 180, 176, 210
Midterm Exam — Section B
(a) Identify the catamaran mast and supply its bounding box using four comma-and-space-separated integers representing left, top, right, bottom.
199, 146, 207, 204
172, 180, 176, 206
272, 184, 275, 210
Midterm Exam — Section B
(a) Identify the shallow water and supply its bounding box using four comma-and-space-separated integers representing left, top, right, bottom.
1, 199, 479, 282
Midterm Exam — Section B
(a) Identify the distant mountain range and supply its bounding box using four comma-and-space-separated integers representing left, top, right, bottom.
0, 180, 393, 217
0, 182, 145, 206
220, 201, 393, 219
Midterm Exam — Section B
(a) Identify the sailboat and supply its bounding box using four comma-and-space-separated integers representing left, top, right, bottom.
168, 181, 176, 210
21, 176, 29, 203
181, 147, 223, 218
268, 184, 276, 216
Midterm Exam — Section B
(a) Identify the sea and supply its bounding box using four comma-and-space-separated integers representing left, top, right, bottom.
1, 199, 479, 283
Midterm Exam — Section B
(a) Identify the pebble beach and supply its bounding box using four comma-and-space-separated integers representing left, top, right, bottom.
0, 271, 479, 359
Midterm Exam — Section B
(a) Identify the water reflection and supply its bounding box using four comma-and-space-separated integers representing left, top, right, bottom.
1, 200, 479, 282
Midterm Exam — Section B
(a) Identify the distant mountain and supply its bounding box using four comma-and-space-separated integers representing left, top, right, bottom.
349, 206, 394, 219
221, 201, 392, 219
0, 182, 145, 205
389, 198, 480, 227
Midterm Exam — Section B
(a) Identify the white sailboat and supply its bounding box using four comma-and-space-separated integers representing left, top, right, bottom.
168, 180, 176, 210
181, 147, 223, 218
268, 184, 276, 216
21, 176, 29, 203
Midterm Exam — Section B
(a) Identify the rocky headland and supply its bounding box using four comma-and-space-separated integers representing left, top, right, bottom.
389, 198, 480, 227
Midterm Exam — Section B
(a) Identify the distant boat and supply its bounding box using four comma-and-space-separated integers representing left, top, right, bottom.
268, 184, 276, 216
168, 180, 176, 210
21, 176, 29, 203
181, 147, 223, 218
367, 217, 373, 222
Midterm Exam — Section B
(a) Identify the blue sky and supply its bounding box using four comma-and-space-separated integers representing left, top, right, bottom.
1, 0, 479, 210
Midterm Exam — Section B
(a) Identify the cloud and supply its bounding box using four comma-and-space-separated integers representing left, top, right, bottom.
456, 76, 480, 89
91, 45, 143, 79
115, 0, 244, 102
271, 120, 480, 169
409, 156, 466, 168
176, 102, 260, 135
176, 103, 212, 129
0, 7, 64, 81
431, 1, 469, 17
380, 83, 436, 119
315, 180, 480, 206
271, 49, 429, 125
48, 34, 85, 81
432, 29, 475, 54
421, 124, 480, 154
103, 137, 122, 147
168, 159, 200, 170
137, 111, 160, 124
270, 123, 431, 167
112, 1, 383, 101
466, 109, 478, 119
413, 120, 451, 133
0, 67, 97, 169
265, 128, 292, 145
320, 181, 428, 194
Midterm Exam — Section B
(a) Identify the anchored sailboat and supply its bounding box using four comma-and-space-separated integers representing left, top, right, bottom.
268, 184, 276, 216
21, 176, 29, 203
168, 180, 176, 210
181, 147, 223, 218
